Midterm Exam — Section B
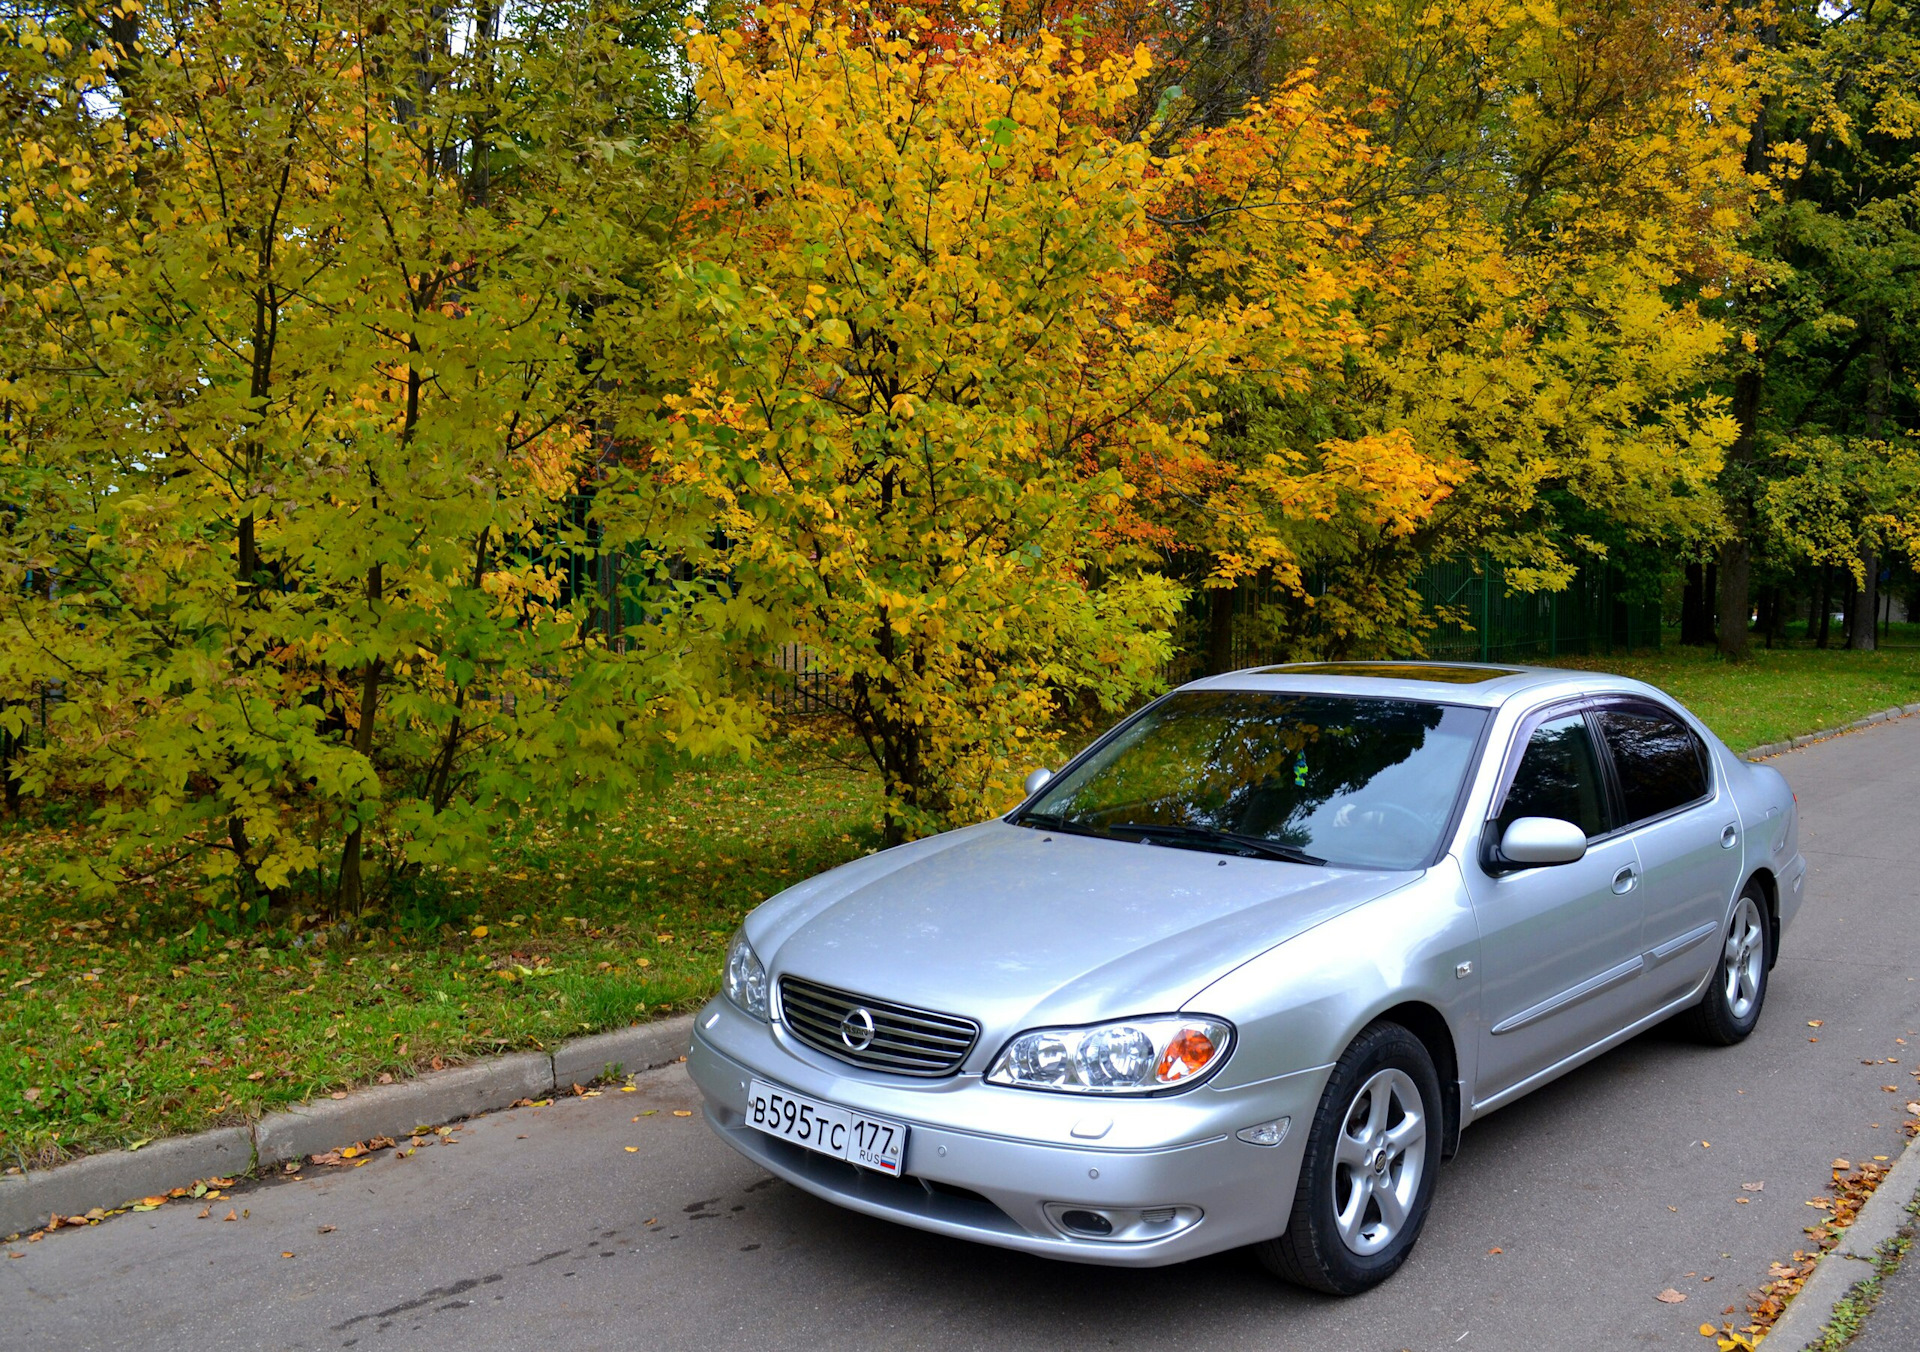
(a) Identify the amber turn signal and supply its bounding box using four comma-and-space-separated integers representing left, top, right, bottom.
1155, 1027, 1219, 1082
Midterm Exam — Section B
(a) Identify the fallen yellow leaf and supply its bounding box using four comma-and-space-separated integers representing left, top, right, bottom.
625, 1146, 638, 1153
672, 1109, 693, 1117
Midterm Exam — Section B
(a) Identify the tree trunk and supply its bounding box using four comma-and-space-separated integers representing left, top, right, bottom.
1716, 372, 1760, 658
1850, 551, 1878, 651
1850, 331, 1887, 652
1816, 566, 1833, 648
1206, 584, 1236, 675
0, 722, 21, 817
1682, 564, 1709, 645
1717, 82, 1772, 661
337, 564, 384, 915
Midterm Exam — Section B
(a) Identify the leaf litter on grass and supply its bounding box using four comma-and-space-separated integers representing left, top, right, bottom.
0, 749, 885, 1163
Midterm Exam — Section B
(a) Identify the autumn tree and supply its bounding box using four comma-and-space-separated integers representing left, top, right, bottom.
1734, 0, 1920, 650
0, 0, 752, 913
614, 6, 1288, 840
1093, 0, 1759, 661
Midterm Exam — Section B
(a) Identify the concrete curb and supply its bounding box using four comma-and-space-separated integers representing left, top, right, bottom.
0, 1013, 694, 1239
551, 1018, 698, 1091
252, 1051, 555, 1169
1742, 703, 1920, 762
1759, 1129, 1920, 1348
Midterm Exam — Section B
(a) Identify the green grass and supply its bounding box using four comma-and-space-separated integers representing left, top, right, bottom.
5, 639, 1920, 1168
1540, 641, 1920, 751
0, 752, 884, 1168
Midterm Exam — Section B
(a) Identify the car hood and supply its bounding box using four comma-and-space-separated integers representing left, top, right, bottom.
747, 819, 1418, 1063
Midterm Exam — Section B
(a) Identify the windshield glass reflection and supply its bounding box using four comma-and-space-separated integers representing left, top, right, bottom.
1018, 692, 1488, 870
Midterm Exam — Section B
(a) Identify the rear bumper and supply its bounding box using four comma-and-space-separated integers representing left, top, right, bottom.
1776, 851, 1807, 947
688, 997, 1328, 1267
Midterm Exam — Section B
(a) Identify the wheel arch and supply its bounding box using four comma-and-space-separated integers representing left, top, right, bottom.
1373, 1000, 1462, 1161
1745, 866, 1780, 970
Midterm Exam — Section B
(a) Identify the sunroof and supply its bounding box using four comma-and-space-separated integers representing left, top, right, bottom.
1257, 662, 1522, 685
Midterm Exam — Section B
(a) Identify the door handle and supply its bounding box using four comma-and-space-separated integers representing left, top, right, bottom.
1721, 825, 1739, 849
1613, 866, 1638, 895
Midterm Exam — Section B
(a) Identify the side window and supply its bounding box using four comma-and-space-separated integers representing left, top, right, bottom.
1597, 707, 1709, 824
1497, 713, 1609, 840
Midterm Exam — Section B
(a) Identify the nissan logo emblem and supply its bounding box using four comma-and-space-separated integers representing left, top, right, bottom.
839, 1007, 877, 1052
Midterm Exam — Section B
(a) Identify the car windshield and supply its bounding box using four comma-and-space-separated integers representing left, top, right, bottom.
1017, 691, 1489, 870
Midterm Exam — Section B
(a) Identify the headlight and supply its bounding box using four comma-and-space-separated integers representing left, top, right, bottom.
723, 928, 768, 1020
986, 1016, 1233, 1094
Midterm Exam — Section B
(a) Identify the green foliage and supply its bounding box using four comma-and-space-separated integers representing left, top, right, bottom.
0, 0, 753, 911
610, 10, 1218, 839
1741, 0, 1920, 587
0, 751, 883, 1163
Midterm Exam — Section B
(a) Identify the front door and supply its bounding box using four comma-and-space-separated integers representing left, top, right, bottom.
1467, 710, 1647, 1101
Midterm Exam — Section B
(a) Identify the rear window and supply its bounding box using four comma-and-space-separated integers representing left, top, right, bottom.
1597, 707, 1709, 824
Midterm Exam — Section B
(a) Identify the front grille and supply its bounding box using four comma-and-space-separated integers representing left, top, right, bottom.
777, 975, 979, 1077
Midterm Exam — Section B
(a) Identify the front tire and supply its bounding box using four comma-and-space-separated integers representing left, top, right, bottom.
1255, 1021, 1443, 1295
1683, 883, 1770, 1046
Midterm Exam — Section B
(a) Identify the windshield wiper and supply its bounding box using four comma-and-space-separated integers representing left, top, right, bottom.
1014, 812, 1115, 842
1111, 822, 1326, 866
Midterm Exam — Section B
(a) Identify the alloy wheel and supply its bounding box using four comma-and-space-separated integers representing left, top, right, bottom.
1723, 895, 1766, 1021
1330, 1067, 1426, 1256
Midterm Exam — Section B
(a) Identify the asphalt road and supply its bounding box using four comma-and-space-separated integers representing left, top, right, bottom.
7, 716, 1920, 1352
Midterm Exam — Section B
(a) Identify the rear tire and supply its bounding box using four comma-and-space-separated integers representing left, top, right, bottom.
1255, 1021, 1443, 1295
1682, 882, 1770, 1046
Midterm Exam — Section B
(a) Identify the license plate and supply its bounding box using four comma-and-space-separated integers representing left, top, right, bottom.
746, 1079, 908, 1175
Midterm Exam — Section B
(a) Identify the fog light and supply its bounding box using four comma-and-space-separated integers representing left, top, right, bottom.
1058, 1209, 1113, 1236
1236, 1117, 1290, 1147
1044, 1202, 1203, 1241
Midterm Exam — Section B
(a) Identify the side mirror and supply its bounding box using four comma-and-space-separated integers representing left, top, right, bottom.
1495, 816, 1588, 868
1023, 767, 1053, 796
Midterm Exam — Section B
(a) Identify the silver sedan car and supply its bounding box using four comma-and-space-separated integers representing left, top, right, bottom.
689, 662, 1804, 1292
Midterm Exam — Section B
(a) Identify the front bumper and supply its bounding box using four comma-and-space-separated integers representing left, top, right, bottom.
688, 996, 1329, 1267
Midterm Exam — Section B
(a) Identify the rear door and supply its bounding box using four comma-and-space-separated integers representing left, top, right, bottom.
1467, 705, 1647, 1101
1593, 701, 1741, 1011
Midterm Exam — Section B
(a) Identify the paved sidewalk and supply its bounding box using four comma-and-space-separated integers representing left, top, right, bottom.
1850, 1251, 1920, 1352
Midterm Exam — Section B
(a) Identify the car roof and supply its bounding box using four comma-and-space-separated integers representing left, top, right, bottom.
1183, 660, 1674, 711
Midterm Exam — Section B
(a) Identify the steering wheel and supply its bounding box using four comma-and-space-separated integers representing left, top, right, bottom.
1348, 801, 1431, 839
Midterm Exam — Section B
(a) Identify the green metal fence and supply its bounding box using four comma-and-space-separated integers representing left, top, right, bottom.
1201, 554, 1662, 671
1414, 554, 1663, 662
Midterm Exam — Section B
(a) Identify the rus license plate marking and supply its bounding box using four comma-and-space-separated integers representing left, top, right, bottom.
746, 1079, 908, 1175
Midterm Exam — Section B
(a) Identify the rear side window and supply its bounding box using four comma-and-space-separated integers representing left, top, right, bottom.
1597, 707, 1709, 824
1497, 714, 1609, 840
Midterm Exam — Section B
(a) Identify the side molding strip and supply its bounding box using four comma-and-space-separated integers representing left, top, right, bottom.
1490, 956, 1646, 1036
1646, 922, 1718, 969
